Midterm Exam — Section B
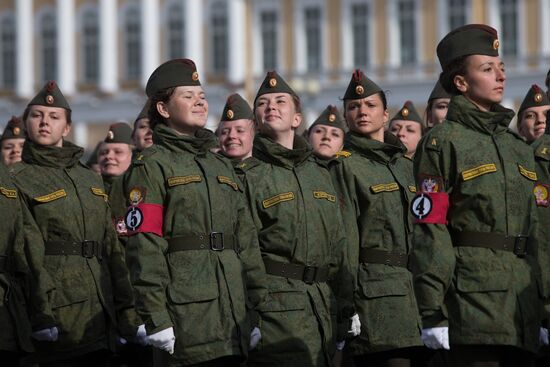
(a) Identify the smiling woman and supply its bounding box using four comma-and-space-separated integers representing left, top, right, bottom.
217, 93, 255, 162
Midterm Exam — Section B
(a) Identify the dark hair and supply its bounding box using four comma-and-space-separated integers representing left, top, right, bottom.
22, 105, 72, 125
148, 87, 176, 130
439, 55, 469, 95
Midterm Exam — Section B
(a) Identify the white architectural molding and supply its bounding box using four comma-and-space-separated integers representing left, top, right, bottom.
15, 0, 33, 97
141, 0, 160, 87
57, 0, 76, 94
228, 0, 245, 85
99, 0, 118, 93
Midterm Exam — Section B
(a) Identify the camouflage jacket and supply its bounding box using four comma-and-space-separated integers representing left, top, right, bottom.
411, 95, 541, 352
11, 140, 139, 357
331, 131, 422, 354
0, 164, 33, 353
239, 134, 354, 367
123, 125, 267, 365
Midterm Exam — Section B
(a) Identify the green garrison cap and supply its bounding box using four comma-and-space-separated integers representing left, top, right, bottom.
255, 71, 298, 102
308, 105, 346, 133
391, 101, 423, 124
428, 81, 452, 101
437, 24, 499, 71
145, 58, 201, 97
135, 99, 151, 123
221, 93, 253, 122
104, 123, 133, 145
343, 69, 382, 100
1, 116, 25, 141
28, 81, 71, 111
518, 84, 550, 118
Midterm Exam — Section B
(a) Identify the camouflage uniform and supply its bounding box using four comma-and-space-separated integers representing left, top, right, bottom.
411, 95, 541, 352
123, 125, 267, 366
12, 140, 139, 360
0, 164, 33, 356
241, 134, 354, 367
332, 131, 422, 355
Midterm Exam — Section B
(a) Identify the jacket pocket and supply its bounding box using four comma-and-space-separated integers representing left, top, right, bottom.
257, 291, 306, 312
167, 282, 219, 305
456, 270, 510, 293
361, 276, 409, 299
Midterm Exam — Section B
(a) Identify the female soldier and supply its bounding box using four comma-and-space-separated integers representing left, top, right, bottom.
331, 69, 422, 367
123, 59, 266, 367
411, 24, 543, 366
517, 85, 549, 144
307, 105, 345, 160
11, 81, 140, 367
132, 100, 153, 151
240, 71, 357, 367
217, 93, 256, 162
389, 101, 424, 158
0, 163, 33, 365
1, 116, 26, 166
425, 81, 451, 129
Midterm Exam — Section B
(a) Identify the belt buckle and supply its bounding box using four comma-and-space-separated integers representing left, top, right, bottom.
513, 235, 528, 257
210, 232, 224, 251
303, 266, 317, 284
81, 240, 96, 258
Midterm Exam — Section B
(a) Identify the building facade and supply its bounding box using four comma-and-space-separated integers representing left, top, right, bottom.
0, 0, 547, 149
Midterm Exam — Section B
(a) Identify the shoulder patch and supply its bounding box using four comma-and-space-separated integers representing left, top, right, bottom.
518, 164, 537, 181
0, 186, 17, 198
91, 187, 109, 202
167, 175, 202, 187
34, 189, 67, 203
335, 150, 352, 158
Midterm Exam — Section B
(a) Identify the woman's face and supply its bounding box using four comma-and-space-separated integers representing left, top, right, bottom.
25, 105, 70, 147
518, 106, 549, 143
389, 120, 423, 157
308, 125, 344, 160
427, 98, 450, 127
1, 138, 25, 166
133, 118, 153, 150
254, 93, 301, 136
218, 119, 255, 161
157, 86, 208, 135
344, 93, 388, 141
454, 55, 506, 111
98, 142, 133, 177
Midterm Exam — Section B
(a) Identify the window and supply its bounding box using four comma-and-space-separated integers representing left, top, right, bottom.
1, 16, 16, 88
125, 6, 141, 81
167, 2, 185, 59
82, 9, 99, 84
500, 0, 518, 56
261, 10, 278, 70
448, 0, 467, 30
304, 7, 322, 72
351, 3, 369, 67
398, 0, 416, 65
211, 2, 228, 74
41, 12, 57, 82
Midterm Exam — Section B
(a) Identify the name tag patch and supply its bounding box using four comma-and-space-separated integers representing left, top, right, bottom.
217, 176, 239, 191
91, 187, 108, 202
519, 165, 537, 181
461, 164, 497, 181
34, 189, 67, 203
370, 182, 399, 194
167, 175, 202, 187
313, 191, 336, 202
0, 187, 17, 198
262, 192, 295, 208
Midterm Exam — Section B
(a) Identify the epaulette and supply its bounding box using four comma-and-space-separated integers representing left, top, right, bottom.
335, 150, 352, 158
535, 142, 550, 161
234, 156, 262, 173
132, 146, 157, 165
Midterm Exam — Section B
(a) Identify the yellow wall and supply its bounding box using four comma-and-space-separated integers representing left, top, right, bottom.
327, 0, 341, 71
422, 0, 437, 63
524, 0, 539, 58
375, 0, 386, 68
283, 0, 294, 73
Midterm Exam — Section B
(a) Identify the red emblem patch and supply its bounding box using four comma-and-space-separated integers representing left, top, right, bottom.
411, 192, 449, 224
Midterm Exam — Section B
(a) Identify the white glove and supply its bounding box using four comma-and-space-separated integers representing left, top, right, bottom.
336, 340, 346, 351
249, 327, 261, 350
31, 327, 59, 342
136, 324, 149, 346
540, 327, 549, 346
421, 327, 450, 350
348, 314, 361, 337
148, 327, 175, 355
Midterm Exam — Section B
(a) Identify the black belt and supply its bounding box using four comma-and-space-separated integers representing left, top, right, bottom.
451, 230, 529, 257
45, 240, 103, 260
167, 233, 237, 253
263, 258, 329, 284
359, 248, 408, 268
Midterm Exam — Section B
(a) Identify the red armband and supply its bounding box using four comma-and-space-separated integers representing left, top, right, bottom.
410, 193, 449, 224
124, 203, 164, 237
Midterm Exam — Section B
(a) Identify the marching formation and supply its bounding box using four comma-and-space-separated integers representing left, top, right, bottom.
0, 24, 549, 367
